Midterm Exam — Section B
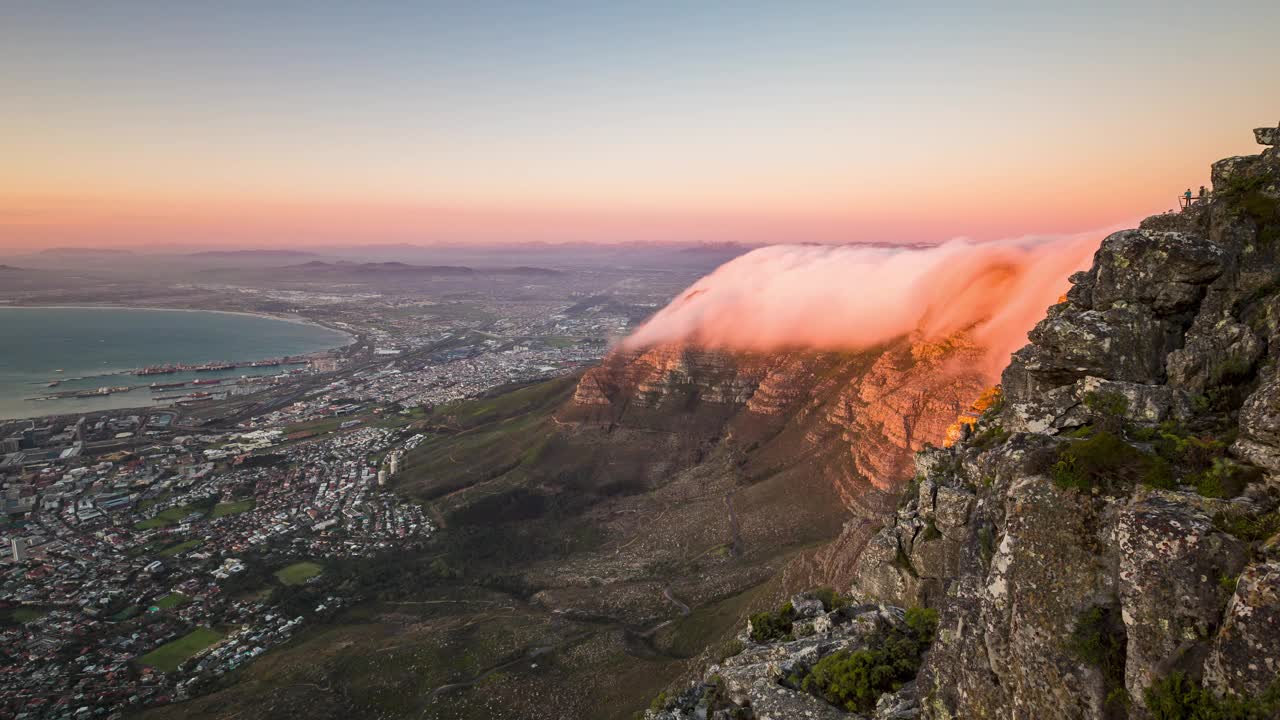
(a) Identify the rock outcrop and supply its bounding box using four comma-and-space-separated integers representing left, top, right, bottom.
647, 591, 935, 720
839, 130, 1280, 718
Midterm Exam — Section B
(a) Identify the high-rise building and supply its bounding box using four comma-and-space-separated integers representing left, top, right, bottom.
11, 537, 30, 563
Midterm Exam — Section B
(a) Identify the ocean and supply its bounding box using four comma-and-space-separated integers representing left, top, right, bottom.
0, 307, 351, 420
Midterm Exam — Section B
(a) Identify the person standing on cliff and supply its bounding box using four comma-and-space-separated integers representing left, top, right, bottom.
1184, 188, 1193, 206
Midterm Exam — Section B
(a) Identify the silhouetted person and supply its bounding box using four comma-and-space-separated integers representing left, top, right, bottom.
1199, 185, 1208, 200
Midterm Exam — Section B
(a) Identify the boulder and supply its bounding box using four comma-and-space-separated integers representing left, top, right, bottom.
790, 592, 826, 619
1166, 314, 1264, 395
1115, 493, 1247, 706
1203, 560, 1280, 697
932, 486, 973, 532
1090, 230, 1225, 315
1234, 364, 1280, 473
850, 527, 921, 607
1003, 376, 1190, 435
1001, 305, 1182, 430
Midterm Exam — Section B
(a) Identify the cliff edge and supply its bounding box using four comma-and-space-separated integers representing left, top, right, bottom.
652, 128, 1280, 719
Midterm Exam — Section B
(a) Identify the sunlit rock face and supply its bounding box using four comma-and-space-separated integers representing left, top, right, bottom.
561, 336, 987, 511
943, 386, 1002, 447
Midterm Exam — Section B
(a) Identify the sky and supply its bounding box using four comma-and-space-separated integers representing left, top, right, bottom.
1, 1, 1277, 250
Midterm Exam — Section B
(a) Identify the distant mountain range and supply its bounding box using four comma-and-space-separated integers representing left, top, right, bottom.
37, 247, 133, 256
196, 260, 563, 281
187, 249, 318, 258
282, 261, 562, 276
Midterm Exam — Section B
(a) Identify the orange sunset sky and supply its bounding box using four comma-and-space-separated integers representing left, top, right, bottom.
2, 2, 1277, 250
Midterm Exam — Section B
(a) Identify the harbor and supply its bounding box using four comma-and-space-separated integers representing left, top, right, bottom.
24, 356, 317, 404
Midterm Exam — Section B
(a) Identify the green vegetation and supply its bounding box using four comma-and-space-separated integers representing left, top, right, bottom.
158, 539, 204, 557
812, 587, 849, 612
1083, 391, 1130, 433
1068, 606, 1127, 712
1147, 423, 1259, 497
430, 376, 578, 430
153, 592, 190, 610
1145, 672, 1280, 720
110, 605, 141, 622
139, 627, 223, 671
135, 498, 216, 529
135, 516, 171, 530
6, 606, 48, 624
1192, 457, 1257, 499
1150, 427, 1227, 468
283, 416, 348, 437
1213, 509, 1280, 543
276, 561, 324, 585
1051, 430, 1172, 493
539, 335, 580, 349
1219, 572, 1239, 593
970, 424, 1009, 451
748, 601, 795, 643
797, 607, 938, 713
1047, 388, 1263, 498
399, 375, 579, 506
718, 637, 745, 661
212, 499, 255, 517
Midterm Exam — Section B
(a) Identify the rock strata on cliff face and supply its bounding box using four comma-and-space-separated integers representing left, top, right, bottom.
560, 338, 989, 515
843, 131, 1280, 719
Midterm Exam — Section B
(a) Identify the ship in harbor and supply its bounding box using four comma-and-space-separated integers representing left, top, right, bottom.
74, 386, 132, 398
130, 356, 311, 377
136, 365, 179, 375
149, 381, 186, 389
190, 378, 222, 386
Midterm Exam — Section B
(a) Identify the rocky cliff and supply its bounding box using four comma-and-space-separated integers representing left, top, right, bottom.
561, 337, 990, 514
650, 129, 1280, 719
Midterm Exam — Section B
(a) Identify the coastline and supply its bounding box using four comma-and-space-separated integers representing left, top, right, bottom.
0, 304, 356, 347
0, 306, 359, 420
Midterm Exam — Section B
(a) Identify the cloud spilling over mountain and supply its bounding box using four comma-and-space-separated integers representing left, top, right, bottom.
622, 235, 1101, 378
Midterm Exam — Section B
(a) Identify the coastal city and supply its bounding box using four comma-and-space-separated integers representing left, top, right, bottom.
0, 265, 681, 718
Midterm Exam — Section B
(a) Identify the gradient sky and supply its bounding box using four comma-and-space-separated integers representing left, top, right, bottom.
2, 1, 1277, 249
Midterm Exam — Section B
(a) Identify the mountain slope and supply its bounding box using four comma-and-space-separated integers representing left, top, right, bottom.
639, 126, 1280, 720
142, 336, 991, 720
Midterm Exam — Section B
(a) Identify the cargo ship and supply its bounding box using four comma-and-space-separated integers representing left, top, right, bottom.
190, 378, 222, 386
136, 365, 178, 375
194, 362, 234, 372
150, 381, 186, 389
74, 386, 132, 398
